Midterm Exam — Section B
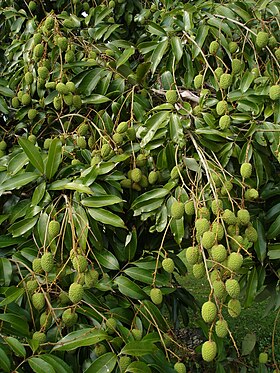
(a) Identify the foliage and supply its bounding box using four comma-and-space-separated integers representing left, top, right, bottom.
0, 0, 280, 371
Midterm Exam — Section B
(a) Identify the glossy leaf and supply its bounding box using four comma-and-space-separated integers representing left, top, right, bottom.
28, 357, 56, 373
126, 361, 152, 373
115, 276, 147, 300
0, 172, 39, 193
88, 208, 126, 229
45, 138, 62, 179
18, 138, 44, 174
121, 341, 157, 356
95, 249, 119, 270
40, 355, 73, 373
5, 336, 26, 358
53, 329, 109, 351
84, 352, 117, 373
0, 258, 12, 286
0, 346, 11, 373
81, 195, 123, 208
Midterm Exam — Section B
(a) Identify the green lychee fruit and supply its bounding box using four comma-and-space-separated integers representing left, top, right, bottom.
56, 82, 69, 95
32, 331, 46, 344
219, 114, 231, 130
28, 109, 37, 120
269, 85, 280, 100
12, 97, 20, 108
259, 352, 268, 364
116, 121, 128, 134
166, 90, 178, 104
215, 319, 228, 338
28, 134, 36, 144
201, 301, 217, 323
41, 252, 54, 273
230, 235, 243, 251
26, 279, 38, 293
94, 344, 107, 356
130, 168, 142, 183
171, 201, 184, 220
101, 143, 111, 158
148, 170, 158, 185
202, 340, 217, 362
63, 93, 73, 106
216, 100, 228, 116
120, 178, 132, 188
240, 162, 252, 179
193, 262, 206, 278
214, 67, 223, 79
112, 133, 123, 145
45, 82, 56, 90
66, 81, 76, 93
237, 209, 250, 225
222, 209, 236, 225
59, 292, 70, 305
40, 312, 52, 330
211, 244, 227, 263
195, 218, 210, 238
275, 48, 280, 60
48, 220, 60, 241
131, 328, 142, 340
119, 356, 131, 372
268, 36, 278, 48
194, 74, 203, 89
162, 258, 175, 273
33, 33, 42, 45
231, 59, 242, 75
150, 288, 163, 305
38, 66, 49, 80
213, 280, 226, 300
198, 207, 210, 220
136, 154, 147, 167
245, 225, 258, 243
72, 255, 87, 272
219, 73, 232, 89
225, 278, 240, 298
256, 31, 269, 48
28, 1, 37, 11
56, 36, 68, 51
68, 282, 84, 303
76, 136, 87, 149
126, 127, 136, 140
0, 140, 7, 150
185, 246, 200, 265
244, 188, 259, 200
201, 231, 215, 250
228, 298, 241, 317
185, 200, 195, 215
221, 180, 233, 196
32, 258, 42, 273
174, 362, 186, 373
53, 96, 62, 110
211, 199, 223, 215
25, 72, 34, 85
33, 44, 44, 58
62, 308, 78, 327
209, 41, 219, 54
32, 292, 45, 311
227, 252, 243, 272
65, 50, 75, 63
85, 269, 99, 287
21, 93, 31, 106
229, 41, 238, 54
212, 221, 224, 241
44, 15, 54, 30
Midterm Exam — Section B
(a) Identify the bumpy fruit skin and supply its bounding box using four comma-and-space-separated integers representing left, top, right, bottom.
85, 269, 99, 287
195, 218, 210, 237
231, 59, 242, 75
201, 301, 217, 323
41, 252, 54, 272
174, 362, 186, 373
212, 221, 224, 241
269, 85, 280, 100
48, 220, 60, 241
222, 209, 236, 225
56, 82, 69, 95
237, 209, 250, 225
120, 179, 132, 188
213, 280, 226, 299
12, 97, 20, 108
227, 252, 243, 271
26, 280, 38, 293
171, 201, 184, 220
259, 352, 268, 364
130, 168, 142, 183
34, 44, 44, 58
211, 244, 227, 263
214, 67, 223, 79
33, 331, 46, 344
185, 200, 195, 215
225, 279, 240, 298
240, 162, 252, 179
116, 121, 128, 133
25, 72, 34, 85
28, 134, 37, 144
32, 293, 45, 311
245, 188, 259, 200
76, 136, 87, 149
150, 288, 163, 305
202, 340, 217, 362
219, 114, 231, 130
201, 231, 215, 250
40, 312, 52, 329
209, 40, 219, 54
219, 73, 232, 89
211, 199, 223, 215
21, 93, 31, 106
131, 328, 142, 340
229, 41, 238, 54
28, 109, 37, 120
275, 48, 280, 61
119, 356, 131, 372
216, 100, 228, 116
126, 126, 136, 141
62, 308, 78, 327
193, 262, 206, 278
53, 96, 62, 110
228, 299, 241, 317
198, 207, 210, 220
166, 90, 178, 104
112, 133, 123, 145
245, 225, 258, 243
65, 50, 75, 63
72, 255, 87, 272
256, 31, 269, 48
162, 258, 175, 273
32, 258, 42, 273
148, 170, 158, 185
68, 283, 84, 303
194, 74, 203, 89
215, 319, 228, 338
185, 246, 200, 265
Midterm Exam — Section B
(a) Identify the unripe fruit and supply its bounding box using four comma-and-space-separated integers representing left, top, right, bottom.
185, 200, 195, 215
25, 72, 33, 85
120, 178, 132, 188
136, 154, 147, 167
106, 317, 117, 333
201, 301, 217, 323
65, 50, 75, 63
240, 162, 252, 179
32, 292, 45, 311
68, 282, 84, 303
209, 41, 219, 54
245, 225, 258, 243
72, 255, 87, 272
221, 180, 233, 195
28, 134, 37, 144
231, 59, 242, 74
211, 199, 223, 215
171, 201, 184, 220
62, 308, 78, 327
116, 121, 128, 133
0, 140, 7, 150
244, 188, 259, 200
94, 344, 107, 356
166, 90, 178, 104
28, 109, 37, 120
109, 0, 115, 7
32, 258, 42, 273
53, 96, 62, 110
256, 31, 269, 48
34, 44, 44, 58
41, 252, 54, 272
225, 279, 240, 298
229, 41, 238, 54
193, 263, 205, 278
213, 280, 226, 300
101, 143, 111, 158
45, 82, 56, 90
148, 170, 158, 185
40, 312, 52, 329
131, 328, 142, 340
162, 258, 175, 273
12, 97, 20, 108
237, 209, 250, 226
227, 252, 243, 272
48, 220, 60, 241
76, 136, 87, 149
216, 100, 228, 116
214, 67, 223, 79
38, 66, 49, 80
174, 362, 186, 373
56, 36, 68, 51
59, 292, 70, 305
259, 352, 268, 364
194, 74, 203, 89
21, 93, 31, 106
119, 356, 131, 372
26, 280, 38, 293
112, 133, 123, 145
150, 288, 163, 305
130, 168, 142, 183
198, 207, 210, 220
201, 231, 215, 249
32, 331, 46, 343
269, 85, 280, 100
228, 298, 241, 317
202, 340, 217, 362
85, 269, 99, 287
126, 127, 136, 141
219, 73, 232, 89
222, 209, 236, 225
212, 221, 224, 241
211, 244, 227, 263
56, 83, 69, 95
33, 33, 42, 45
195, 218, 210, 237
219, 114, 231, 130
215, 319, 228, 338
275, 48, 280, 60
185, 246, 200, 265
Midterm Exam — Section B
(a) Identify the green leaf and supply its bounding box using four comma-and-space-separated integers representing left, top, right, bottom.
140, 112, 170, 148
5, 336, 26, 357
116, 46, 135, 68
126, 361, 152, 373
131, 188, 169, 210
49, 180, 93, 194
73, 204, 88, 252
84, 352, 117, 373
77, 68, 107, 96
124, 267, 169, 287
241, 333, 256, 356
169, 113, 184, 146
140, 300, 169, 331
81, 195, 123, 208
95, 249, 119, 270
0, 314, 29, 336
267, 214, 280, 239
53, 329, 109, 351
254, 220, 266, 263
18, 138, 44, 174
0, 96, 9, 114
88, 208, 126, 229
0, 258, 12, 286
28, 357, 56, 373
40, 355, 73, 373
83, 94, 111, 104
244, 267, 258, 308
7, 152, 28, 175
192, 25, 209, 58
124, 228, 137, 261
0, 172, 39, 193
115, 276, 147, 300
31, 182, 46, 207
8, 216, 38, 237
0, 287, 24, 306
240, 71, 255, 93
150, 39, 169, 75
171, 36, 183, 62
121, 341, 157, 356
45, 138, 62, 179
0, 346, 11, 373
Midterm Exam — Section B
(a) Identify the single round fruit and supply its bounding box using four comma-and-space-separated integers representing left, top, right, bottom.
32, 292, 45, 311
229, 41, 238, 54
211, 244, 227, 263
12, 97, 20, 108
25, 71, 34, 85
32, 331, 46, 343
194, 74, 203, 89
244, 188, 259, 200
119, 356, 131, 371
72, 255, 87, 272
211, 199, 223, 215
62, 308, 78, 327
209, 41, 219, 54
171, 201, 184, 220
33, 44, 44, 58
21, 93, 31, 106
195, 218, 210, 237
221, 180, 233, 195
223, 209, 236, 225
259, 352, 268, 364
185, 200, 195, 215
213, 280, 226, 300
68, 282, 84, 303
202, 340, 217, 362
150, 288, 163, 305
214, 67, 223, 79
245, 225, 258, 243
232, 58, 242, 74
28, 109, 37, 120
256, 31, 269, 48
26, 279, 38, 293
174, 362, 186, 373
185, 246, 200, 265
201, 231, 215, 250
216, 100, 228, 116
228, 298, 241, 318
130, 168, 142, 183
269, 85, 280, 101
225, 278, 240, 298
40, 312, 52, 329
41, 252, 54, 272
212, 221, 224, 241
193, 262, 206, 278
112, 133, 123, 145
219, 73, 232, 89
85, 269, 99, 287
215, 319, 228, 338
227, 252, 243, 272
162, 258, 175, 273
94, 344, 107, 356
116, 121, 128, 133
166, 90, 178, 104
240, 162, 252, 179
48, 220, 60, 241
131, 328, 142, 340
237, 209, 250, 225
219, 114, 231, 130
201, 301, 217, 323
32, 258, 42, 273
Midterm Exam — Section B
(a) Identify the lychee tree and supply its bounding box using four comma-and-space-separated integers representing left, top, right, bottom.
0, 0, 280, 371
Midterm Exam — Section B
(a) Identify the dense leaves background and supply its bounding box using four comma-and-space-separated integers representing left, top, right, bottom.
0, 0, 280, 371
